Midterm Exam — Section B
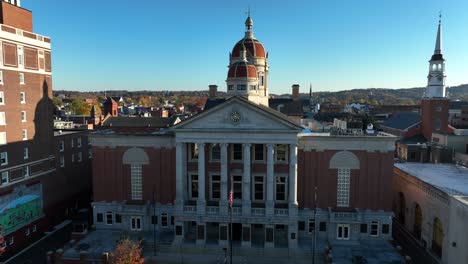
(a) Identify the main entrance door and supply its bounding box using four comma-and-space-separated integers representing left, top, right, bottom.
337, 224, 350, 240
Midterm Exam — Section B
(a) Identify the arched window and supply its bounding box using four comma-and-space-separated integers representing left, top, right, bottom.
413, 203, 422, 239
330, 151, 359, 208
123, 148, 149, 200
437, 64, 442, 71
432, 217, 443, 258
432, 64, 437, 71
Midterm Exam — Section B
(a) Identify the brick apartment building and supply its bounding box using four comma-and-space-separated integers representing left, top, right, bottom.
0, 1, 92, 260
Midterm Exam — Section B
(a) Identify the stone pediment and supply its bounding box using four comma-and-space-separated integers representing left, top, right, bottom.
174, 97, 301, 132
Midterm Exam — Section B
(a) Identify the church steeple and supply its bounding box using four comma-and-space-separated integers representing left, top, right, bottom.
425, 15, 446, 98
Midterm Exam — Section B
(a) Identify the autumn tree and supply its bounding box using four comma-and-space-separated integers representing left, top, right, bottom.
109, 238, 144, 264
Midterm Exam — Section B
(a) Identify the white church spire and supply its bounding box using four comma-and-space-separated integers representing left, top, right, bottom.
425, 15, 446, 98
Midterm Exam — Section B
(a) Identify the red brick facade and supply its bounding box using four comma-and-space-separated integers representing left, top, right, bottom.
421, 98, 449, 140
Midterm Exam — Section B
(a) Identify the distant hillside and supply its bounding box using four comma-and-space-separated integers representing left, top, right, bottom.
54, 84, 468, 106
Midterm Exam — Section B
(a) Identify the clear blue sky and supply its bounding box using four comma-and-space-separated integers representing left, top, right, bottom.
24, 0, 468, 94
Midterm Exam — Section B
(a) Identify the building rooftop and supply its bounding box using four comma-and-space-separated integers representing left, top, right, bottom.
395, 162, 468, 196
380, 112, 421, 130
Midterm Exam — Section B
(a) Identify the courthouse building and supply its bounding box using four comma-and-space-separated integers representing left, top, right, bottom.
90, 15, 397, 253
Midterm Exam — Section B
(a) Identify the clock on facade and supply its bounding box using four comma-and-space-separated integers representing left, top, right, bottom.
229, 111, 241, 124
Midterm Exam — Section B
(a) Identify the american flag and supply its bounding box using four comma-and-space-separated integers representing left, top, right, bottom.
228, 190, 233, 208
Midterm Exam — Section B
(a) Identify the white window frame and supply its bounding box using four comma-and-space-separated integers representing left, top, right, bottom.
0, 132, 6, 145
17, 46, 24, 68
0, 71, 3, 85
337, 224, 350, 240
0, 112, 6, 125
19, 72, 25, 84
33, 225, 37, 232
252, 174, 265, 202
337, 168, 351, 207
231, 144, 243, 162
161, 213, 168, 227
131, 164, 143, 200
210, 173, 221, 200
130, 216, 142, 231
274, 174, 288, 202
9, 236, 13, 245
105, 211, 113, 225
25, 228, 30, 236
77, 137, 82, 147
189, 172, 199, 200
1, 171, 8, 185
21, 111, 26, 122
232, 174, 243, 200
24, 147, 29, 159
0, 91, 4, 105
22, 129, 27, 140
23, 166, 29, 177
88, 148, 92, 158
20, 92, 25, 104
71, 153, 75, 163
253, 144, 265, 162
209, 143, 220, 162
59, 155, 64, 168
1, 240, 6, 249
189, 143, 198, 161
274, 144, 288, 163
370, 221, 379, 236
1, 152, 8, 166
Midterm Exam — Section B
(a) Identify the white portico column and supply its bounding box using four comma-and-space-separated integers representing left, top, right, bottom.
175, 142, 185, 211
197, 143, 206, 214
289, 144, 298, 216
242, 143, 251, 216
266, 143, 275, 216
220, 143, 229, 215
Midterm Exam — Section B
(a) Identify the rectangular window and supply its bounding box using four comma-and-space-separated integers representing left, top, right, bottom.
1, 171, 8, 185
19, 72, 25, 84
21, 111, 26, 122
210, 143, 220, 161
233, 175, 242, 199
105, 212, 113, 225
0, 91, 4, 105
370, 221, 379, 236
0, 112, 6, 125
211, 174, 220, 199
1, 152, 8, 166
190, 143, 199, 160
337, 168, 351, 207
33, 225, 36, 232
59, 140, 64, 152
253, 175, 264, 201
22, 129, 27, 140
382, 224, 390, 234
319, 222, 327, 232
190, 173, 199, 199
115, 214, 122, 223
20, 92, 25, 104
77, 137, 82, 147
0, 71, 3, 84
237, 84, 246, 90
228, 85, 234, 91
254, 144, 264, 161
249, 85, 256, 91
71, 153, 75, 162
0, 132, 6, 145
23, 147, 28, 159
232, 144, 243, 161
161, 213, 168, 227
9, 236, 13, 245
96, 213, 103, 223
360, 224, 368, 233
131, 165, 143, 200
151, 215, 158, 225
60, 155, 64, 168
71, 138, 74, 148
88, 148, 92, 158
275, 176, 287, 201
23, 166, 29, 177
130, 216, 142, 231
17, 46, 24, 67
78, 152, 82, 162
308, 219, 315, 233
275, 144, 287, 162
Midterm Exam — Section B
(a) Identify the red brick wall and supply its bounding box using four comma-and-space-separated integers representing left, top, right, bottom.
93, 146, 176, 204
297, 149, 394, 211
0, 2, 33, 32
421, 99, 449, 140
